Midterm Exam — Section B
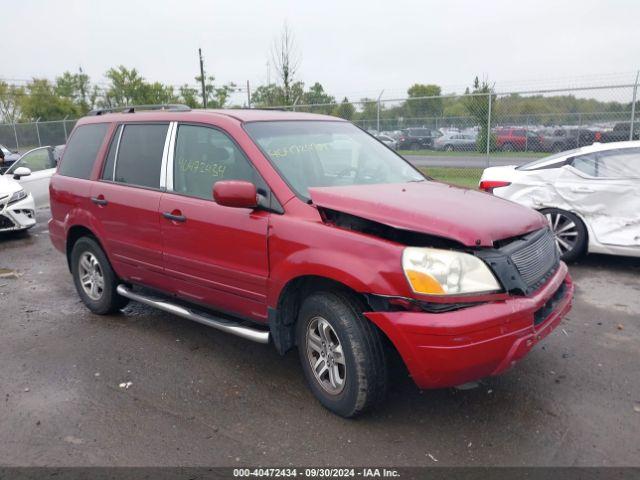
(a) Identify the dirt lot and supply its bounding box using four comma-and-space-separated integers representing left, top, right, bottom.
0, 213, 639, 467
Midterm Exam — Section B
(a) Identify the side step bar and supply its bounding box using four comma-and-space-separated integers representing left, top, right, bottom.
116, 285, 270, 344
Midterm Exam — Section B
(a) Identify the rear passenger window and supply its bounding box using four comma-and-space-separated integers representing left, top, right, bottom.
114, 124, 169, 189
173, 124, 260, 200
58, 123, 109, 179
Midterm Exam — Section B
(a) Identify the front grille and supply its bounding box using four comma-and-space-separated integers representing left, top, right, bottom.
510, 228, 559, 291
0, 214, 15, 230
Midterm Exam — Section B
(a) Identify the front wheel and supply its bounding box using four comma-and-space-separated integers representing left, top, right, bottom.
296, 291, 388, 418
540, 208, 587, 262
71, 237, 129, 314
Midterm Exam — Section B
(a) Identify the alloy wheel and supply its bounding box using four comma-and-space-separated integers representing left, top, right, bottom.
546, 212, 579, 256
78, 252, 105, 301
306, 316, 346, 395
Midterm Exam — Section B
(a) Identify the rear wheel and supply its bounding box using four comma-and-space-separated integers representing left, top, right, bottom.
501, 142, 514, 152
296, 291, 388, 418
444, 144, 454, 152
71, 237, 129, 314
540, 208, 587, 262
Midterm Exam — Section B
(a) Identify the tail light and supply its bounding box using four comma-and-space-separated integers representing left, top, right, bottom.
594, 132, 601, 141
399, 136, 406, 142
479, 180, 511, 193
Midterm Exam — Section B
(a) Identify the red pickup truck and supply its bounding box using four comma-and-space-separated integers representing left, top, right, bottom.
49, 106, 573, 417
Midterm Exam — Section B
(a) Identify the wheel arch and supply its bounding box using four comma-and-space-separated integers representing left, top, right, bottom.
268, 274, 391, 356
65, 225, 103, 272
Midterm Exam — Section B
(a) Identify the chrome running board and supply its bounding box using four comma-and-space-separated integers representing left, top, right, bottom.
116, 285, 270, 344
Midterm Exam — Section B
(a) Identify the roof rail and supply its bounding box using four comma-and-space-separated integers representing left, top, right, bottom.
87, 104, 191, 116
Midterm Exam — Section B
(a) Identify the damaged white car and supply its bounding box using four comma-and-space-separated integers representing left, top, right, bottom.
479, 141, 640, 261
0, 167, 36, 233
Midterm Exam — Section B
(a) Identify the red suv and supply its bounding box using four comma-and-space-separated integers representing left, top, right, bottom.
49, 106, 573, 417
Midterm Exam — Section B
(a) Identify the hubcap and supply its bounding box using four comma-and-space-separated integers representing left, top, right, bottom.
306, 316, 346, 395
78, 252, 105, 301
546, 212, 579, 256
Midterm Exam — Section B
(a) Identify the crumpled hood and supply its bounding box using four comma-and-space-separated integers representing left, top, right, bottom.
309, 182, 547, 247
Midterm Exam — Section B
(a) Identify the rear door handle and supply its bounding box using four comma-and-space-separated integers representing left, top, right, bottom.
91, 196, 108, 206
162, 211, 186, 223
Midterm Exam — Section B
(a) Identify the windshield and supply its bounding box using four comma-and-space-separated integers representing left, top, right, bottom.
516, 147, 582, 170
244, 121, 425, 199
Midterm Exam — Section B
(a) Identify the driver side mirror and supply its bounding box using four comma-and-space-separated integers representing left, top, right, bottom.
13, 166, 31, 180
213, 180, 258, 209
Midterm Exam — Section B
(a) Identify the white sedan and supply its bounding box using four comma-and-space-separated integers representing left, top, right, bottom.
479, 141, 640, 261
3, 145, 62, 208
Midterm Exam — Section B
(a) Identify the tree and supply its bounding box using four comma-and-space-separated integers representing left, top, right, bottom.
55, 68, 99, 114
333, 97, 355, 120
0, 81, 24, 123
272, 22, 301, 105
19, 79, 79, 121
464, 76, 496, 152
104, 66, 147, 106
405, 84, 443, 119
251, 83, 285, 107
303, 82, 335, 113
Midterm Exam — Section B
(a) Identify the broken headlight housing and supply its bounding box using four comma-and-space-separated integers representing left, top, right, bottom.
8, 189, 27, 205
402, 247, 501, 296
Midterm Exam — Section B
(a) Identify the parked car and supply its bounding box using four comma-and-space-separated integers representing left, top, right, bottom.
0, 144, 21, 174
495, 128, 541, 152
600, 122, 640, 143
479, 141, 640, 261
4, 145, 63, 208
0, 167, 36, 233
49, 106, 573, 417
433, 132, 477, 151
537, 128, 600, 152
375, 134, 397, 150
397, 128, 436, 150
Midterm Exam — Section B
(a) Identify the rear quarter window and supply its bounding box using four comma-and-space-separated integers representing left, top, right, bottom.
57, 123, 109, 179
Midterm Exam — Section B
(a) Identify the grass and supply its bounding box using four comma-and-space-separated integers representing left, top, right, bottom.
418, 167, 482, 189
400, 149, 546, 158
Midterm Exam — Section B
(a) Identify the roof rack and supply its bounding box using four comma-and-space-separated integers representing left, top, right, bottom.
87, 104, 191, 116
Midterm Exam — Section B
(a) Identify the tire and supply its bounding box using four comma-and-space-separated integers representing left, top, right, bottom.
552, 143, 564, 153
540, 208, 588, 262
410, 143, 420, 151
501, 142, 514, 152
296, 291, 388, 418
444, 144, 454, 152
70, 237, 129, 314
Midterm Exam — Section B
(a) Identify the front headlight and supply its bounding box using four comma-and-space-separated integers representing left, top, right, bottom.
8, 189, 27, 204
402, 247, 501, 296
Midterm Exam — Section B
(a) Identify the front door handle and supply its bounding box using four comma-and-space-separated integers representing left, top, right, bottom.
91, 196, 108, 206
162, 211, 186, 223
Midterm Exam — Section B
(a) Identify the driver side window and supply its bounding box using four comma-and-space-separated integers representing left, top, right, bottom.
11, 148, 56, 174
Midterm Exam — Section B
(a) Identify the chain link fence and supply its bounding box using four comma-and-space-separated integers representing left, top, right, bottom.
1, 83, 638, 188
279, 83, 640, 187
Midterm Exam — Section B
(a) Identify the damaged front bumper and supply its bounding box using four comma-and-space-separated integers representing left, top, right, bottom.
0, 194, 36, 232
365, 262, 573, 389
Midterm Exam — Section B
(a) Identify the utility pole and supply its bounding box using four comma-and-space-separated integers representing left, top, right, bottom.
246, 80, 251, 108
199, 48, 207, 109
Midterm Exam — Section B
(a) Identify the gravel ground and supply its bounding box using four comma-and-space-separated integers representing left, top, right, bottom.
0, 213, 638, 467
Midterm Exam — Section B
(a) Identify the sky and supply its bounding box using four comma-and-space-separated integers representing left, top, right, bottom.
2, 0, 639, 103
